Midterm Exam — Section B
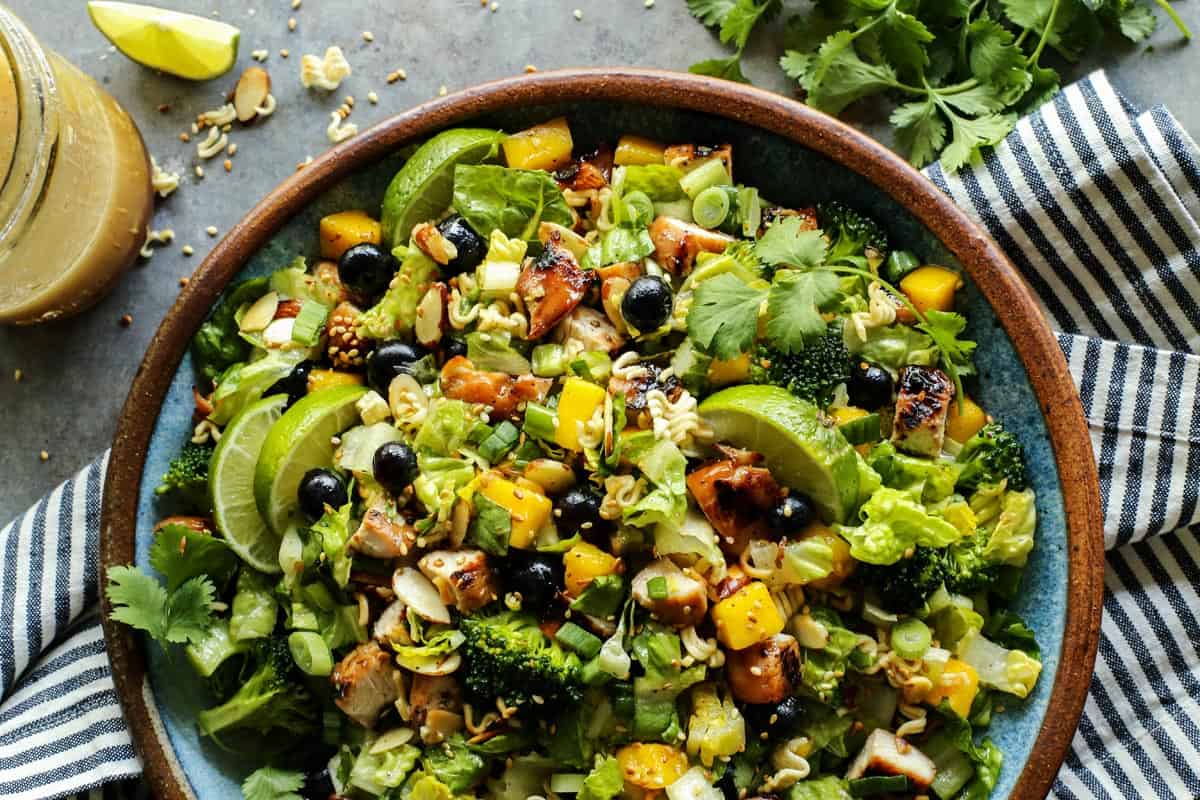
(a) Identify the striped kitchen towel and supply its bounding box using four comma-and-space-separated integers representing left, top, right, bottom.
0, 68, 1196, 800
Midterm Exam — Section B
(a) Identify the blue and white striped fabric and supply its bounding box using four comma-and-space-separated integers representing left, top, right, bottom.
1, 68, 1197, 800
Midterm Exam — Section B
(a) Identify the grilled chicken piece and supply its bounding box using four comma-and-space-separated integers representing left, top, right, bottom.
517, 240, 593, 338
332, 642, 400, 728
759, 206, 819, 235
409, 674, 463, 726
349, 507, 415, 559
596, 261, 643, 282
649, 216, 734, 276
631, 559, 708, 627
418, 549, 498, 614
440, 356, 553, 421
846, 729, 937, 788
608, 362, 682, 415
664, 143, 732, 174
554, 305, 626, 353
725, 634, 802, 704
687, 456, 784, 555
555, 144, 614, 191
373, 600, 410, 646
891, 365, 954, 457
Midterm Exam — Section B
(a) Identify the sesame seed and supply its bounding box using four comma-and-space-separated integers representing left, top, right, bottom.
344, 94, 355, 107
194, 165, 204, 178
179, 132, 190, 143
206, 226, 219, 236
179, 277, 190, 287
13, 369, 23, 382
39, 450, 49, 462
573, 8, 583, 19
291, 0, 301, 7
280, 48, 290, 58
362, 30, 374, 42
119, 313, 133, 327
524, 64, 537, 73
182, 245, 194, 256
490, 1, 499, 10
157, 103, 170, 113
367, 90, 379, 104
287, 17, 297, 30
645, 0, 654, 6
227, 142, 237, 156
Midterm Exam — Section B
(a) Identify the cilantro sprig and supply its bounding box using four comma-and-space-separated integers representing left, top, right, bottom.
688, 0, 1190, 170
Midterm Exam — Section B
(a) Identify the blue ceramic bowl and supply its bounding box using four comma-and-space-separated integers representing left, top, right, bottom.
101, 68, 1103, 800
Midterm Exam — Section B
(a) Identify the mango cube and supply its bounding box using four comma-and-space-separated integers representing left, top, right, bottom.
946, 395, 988, 443
477, 474, 552, 550
616, 743, 689, 790
319, 210, 381, 259
554, 377, 607, 451
306, 369, 364, 394
502, 116, 574, 171
707, 353, 750, 387
614, 135, 667, 166
925, 658, 979, 718
563, 541, 620, 596
711, 581, 784, 650
900, 265, 963, 314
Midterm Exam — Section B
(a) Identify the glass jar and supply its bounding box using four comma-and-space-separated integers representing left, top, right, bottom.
0, 4, 153, 324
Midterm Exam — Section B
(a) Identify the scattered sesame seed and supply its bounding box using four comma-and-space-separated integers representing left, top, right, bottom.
39, 450, 49, 462
367, 90, 379, 104
179, 132, 190, 143
387, 68, 407, 83
227, 142, 238, 156
524, 64, 537, 73
480, 0, 487, 5
573, 8, 583, 19
287, 16, 297, 30
438, 85, 448, 96
206, 226, 219, 236
297, 155, 314, 170
179, 277, 190, 287
13, 369, 23, 382
119, 314, 133, 327
490, 1, 499, 10
362, 30, 374, 42
291, 0, 301, 7
280, 48, 290, 58
157, 103, 170, 113
345, 94, 355, 107
194, 165, 205, 178
645, 0, 654, 6
182, 245, 194, 256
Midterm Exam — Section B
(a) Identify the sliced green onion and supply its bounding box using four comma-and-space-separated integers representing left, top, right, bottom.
679, 157, 732, 198
622, 190, 655, 226
924, 730, 976, 799
849, 775, 909, 797
290, 301, 330, 346
532, 343, 568, 377
884, 249, 921, 284
737, 185, 762, 237
290, 600, 320, 632
479, 420, 521, 463
892, 617, 933, 660
838, 412, 882, 445
549, 773, 587, 794
555, 621, 603, 659
523, 401, 558, 441
570, 351, 613, 383
289, 631, 334, 676
476, 259, 522, 299
692, 185, 731, 229
646, 575, 669, 600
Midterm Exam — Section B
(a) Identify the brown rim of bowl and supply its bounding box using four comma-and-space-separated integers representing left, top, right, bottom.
100, 67, 1103, 800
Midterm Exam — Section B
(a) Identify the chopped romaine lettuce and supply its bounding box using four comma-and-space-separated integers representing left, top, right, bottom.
835, 487, 965, 565
453, 164, 574, 241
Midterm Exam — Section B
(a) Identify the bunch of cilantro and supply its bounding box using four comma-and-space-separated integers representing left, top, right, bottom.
686, 0, 1191, 171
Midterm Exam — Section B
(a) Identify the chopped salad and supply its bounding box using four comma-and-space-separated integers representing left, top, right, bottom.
110, 117, 1042, 800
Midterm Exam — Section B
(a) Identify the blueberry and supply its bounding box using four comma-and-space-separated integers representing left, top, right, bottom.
442, 336, 468, 361
300, 767, 335, 800
765, 493, 815, 532
554, 486, 603, 535
298, 468, 347, 520
367, 340, 428, 392
373, 442, 419, 493
847, 360, 894, 411
265, 360, 314, 408
436, 215, 487, 275
620, 276, 673, 333
338, 243, 397, 298
742, 696, 805, 738
505, 553, 564, 613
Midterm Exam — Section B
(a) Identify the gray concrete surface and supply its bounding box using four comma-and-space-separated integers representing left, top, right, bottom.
1, 0, 1197, 522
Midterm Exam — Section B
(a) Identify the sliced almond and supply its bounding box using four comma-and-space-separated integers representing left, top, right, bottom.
239, 290, 279, 332
234, 66, 272, 122
388, 373, 429, 420
262, 316, 297, 347
414, 283, 448, 347
601, 276, 630, 333
392, 567, 451, 624
411, 222, 458, 265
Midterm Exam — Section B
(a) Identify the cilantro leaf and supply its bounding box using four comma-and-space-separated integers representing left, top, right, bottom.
919, 309, 978, 397
687, 0, 739, 27
720, 0, 782, 49
939, 109, 1017, 172
106, 565, 216, 648
755, 217, 829, 267
800, 31, 900, 115
690, 56, 750, 82
1115, 2, 1157, 40
150, 523, 238, 591
892, 97, 948, 168
241, 766, 305, 800
765, 269, 843, 353
688, 0, 782, 82
780, 50, 810, 80
687, 273, 767, 360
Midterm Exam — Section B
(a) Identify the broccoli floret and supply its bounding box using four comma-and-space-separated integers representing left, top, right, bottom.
956, 423, 1028, 492
817, 201, 888, 266
944, 535, 1002, 596
751, 329, 851, 405
459, 609, 583, 709
196, 637, 317, 739
863, 547, 949, 613
156, 441, 213, 511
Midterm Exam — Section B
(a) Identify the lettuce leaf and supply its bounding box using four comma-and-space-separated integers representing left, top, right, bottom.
453, 164, 574, 241
357, 249, 440, 340
622, 434, 689, 528
192, 277, 269, 384
578, 755, 623, 800
834, 487, 964, 564
615, 164, 686, 201
984, 487, 1036, 566
208, 349, 306, 425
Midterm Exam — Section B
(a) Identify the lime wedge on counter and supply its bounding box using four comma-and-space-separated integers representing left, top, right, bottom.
87, 1, 240, 81
254, 385, 367, 535
209, 394, 288, 573
381, 128, 507, 246
699, 385, 860, 524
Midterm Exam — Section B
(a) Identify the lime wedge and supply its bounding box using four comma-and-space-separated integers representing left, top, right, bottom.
87, 1, 240, 81
209, 394, 288, 573
699, 385, 860, 523
254, 385, 367, 535
381, 128, 507, 246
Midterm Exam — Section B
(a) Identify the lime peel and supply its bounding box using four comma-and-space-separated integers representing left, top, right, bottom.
87, 1, 240, 81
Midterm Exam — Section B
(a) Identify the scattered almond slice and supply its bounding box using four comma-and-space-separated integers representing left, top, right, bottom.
234, 66, 271, 122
